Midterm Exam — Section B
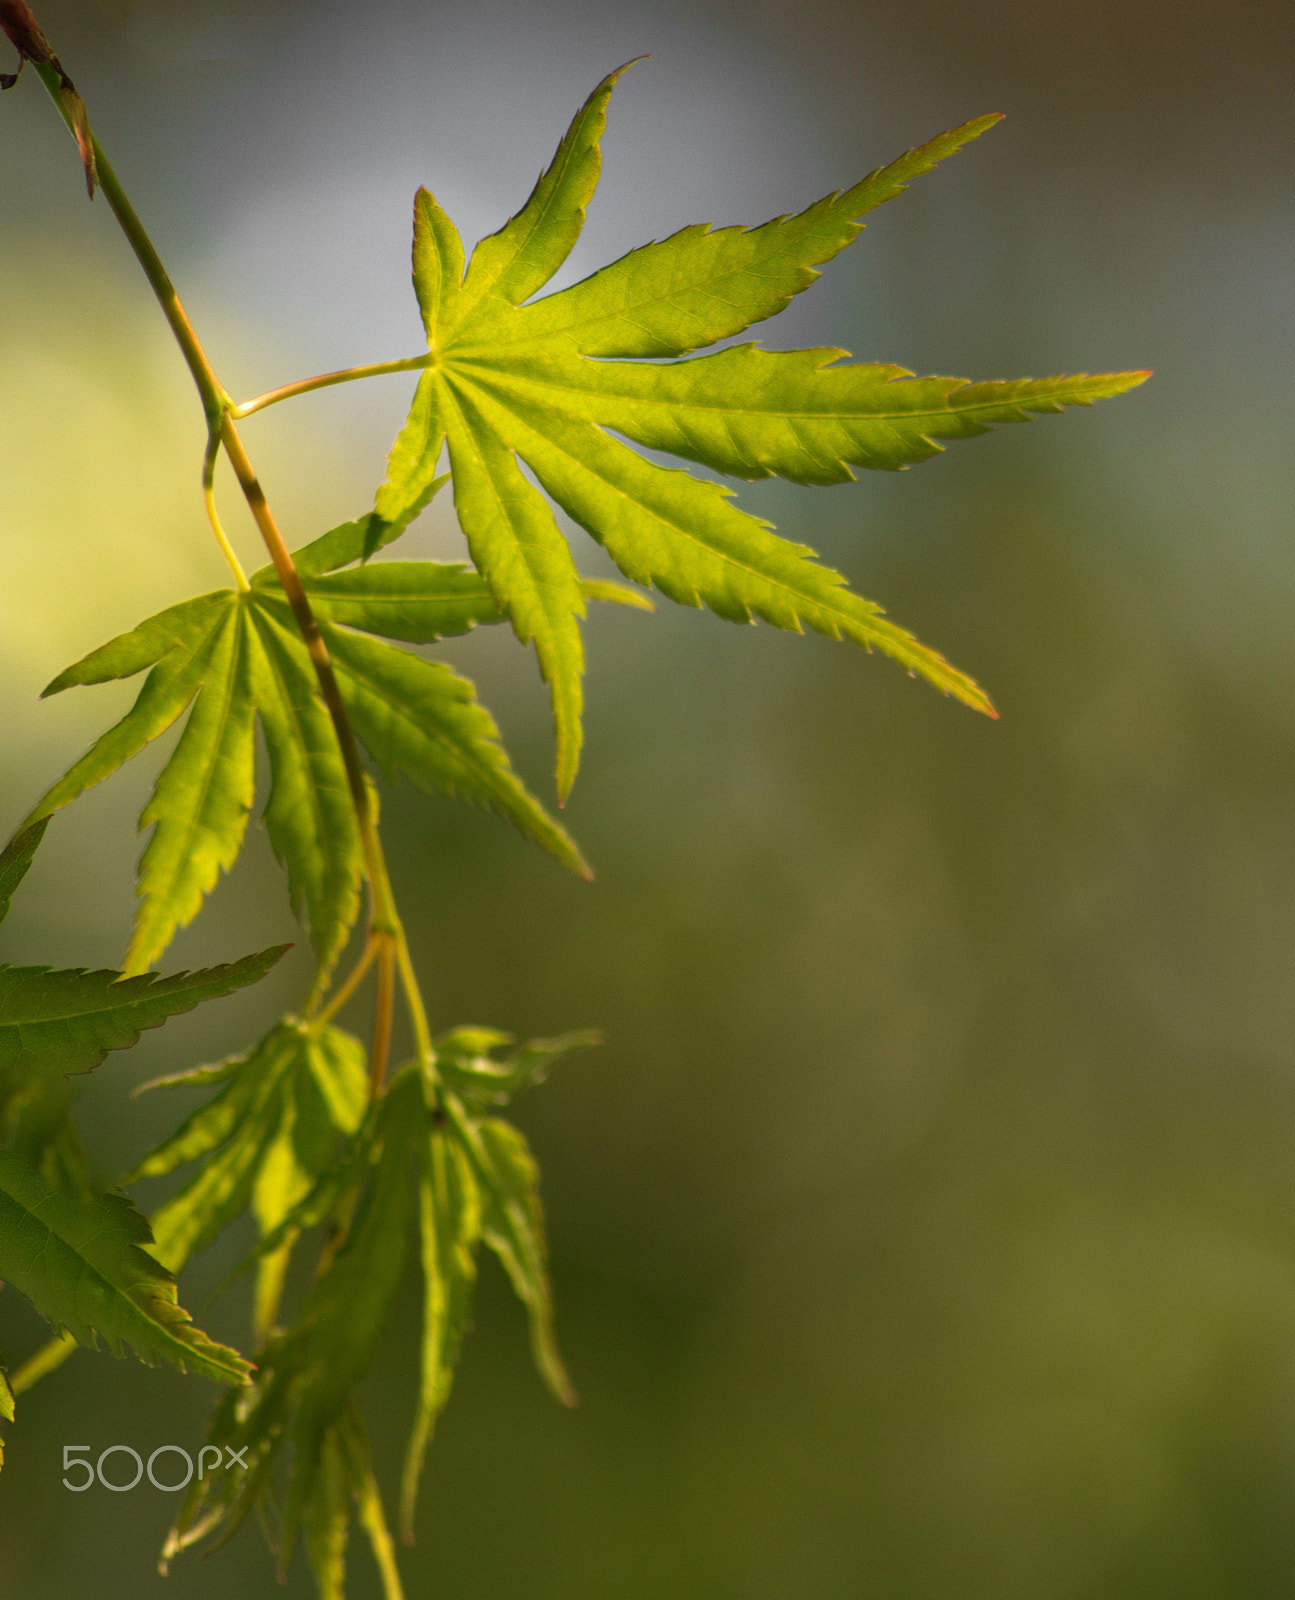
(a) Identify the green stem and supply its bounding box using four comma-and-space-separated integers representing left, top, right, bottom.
202, 431, 249, 590
33, 63, 228, 429
396, 934, 434, 1069
26, 50, 429, 1083
370, 935, 397, 1096
231, 355, 431, 419
308, 935, 378, 1028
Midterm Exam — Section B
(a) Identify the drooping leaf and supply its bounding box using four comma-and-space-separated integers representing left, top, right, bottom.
339, 1408, 407, 1600
305, 1422, 352, 1600
378, 78, 1147, 792
0, 1148, 250, 1384
448, 1101, 574, 1406
125, 1021, 366, 1282
434, 1025, 601, 1106
277, 1070, 424, 1568
138, 1031, 302, 1275
164, 1059, 573, 1571
400, 1125, 480, 1539
305, 1026, 368, 1138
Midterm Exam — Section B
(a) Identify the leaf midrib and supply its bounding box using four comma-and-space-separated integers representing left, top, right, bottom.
450, 351, 1113, 427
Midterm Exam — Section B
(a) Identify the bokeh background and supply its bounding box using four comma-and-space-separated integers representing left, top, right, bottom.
2, 1, 1294, 1595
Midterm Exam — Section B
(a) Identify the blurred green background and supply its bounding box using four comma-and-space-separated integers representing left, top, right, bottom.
3, 1, 1295, 1595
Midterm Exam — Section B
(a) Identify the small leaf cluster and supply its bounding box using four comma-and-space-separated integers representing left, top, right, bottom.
153, 1032, 594, 1590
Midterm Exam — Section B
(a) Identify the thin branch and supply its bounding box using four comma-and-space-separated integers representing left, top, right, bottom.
26, 43, 427, 1096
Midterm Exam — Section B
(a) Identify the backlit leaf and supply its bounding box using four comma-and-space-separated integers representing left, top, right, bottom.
24, 556, 591, 970
319, 620, 591, 877
379, 78, 1147, 791
449, 1104, 574, 1406
126, 1021, 366, 1278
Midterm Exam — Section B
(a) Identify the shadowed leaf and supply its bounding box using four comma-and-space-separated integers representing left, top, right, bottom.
0, 1149, 250, 1383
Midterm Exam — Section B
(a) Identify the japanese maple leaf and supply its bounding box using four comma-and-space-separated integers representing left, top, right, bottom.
376, 64, 1147, 798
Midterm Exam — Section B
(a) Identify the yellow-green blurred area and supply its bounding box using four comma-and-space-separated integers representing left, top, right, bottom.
3, 0, 1295, 1594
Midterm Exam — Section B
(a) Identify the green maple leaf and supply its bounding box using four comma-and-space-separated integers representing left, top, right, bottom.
164, 1032, 592, 1574
0, 1149, 251, 1386
0, 822, 286, 1159
375, 65, 1148, 798
16, 503, 639, 975
0, 950, 287, 1112
0, 822, 279, 1419
126, 1017, 370, 1340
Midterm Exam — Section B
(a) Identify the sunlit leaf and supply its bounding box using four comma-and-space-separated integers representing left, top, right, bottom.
378, 76, 1147, 792
24, 555, 593, 970
126, 1021, 366, 1280
318, 621, 592, 879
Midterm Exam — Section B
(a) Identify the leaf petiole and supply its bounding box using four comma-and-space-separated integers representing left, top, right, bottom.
308, 935, 379, 1029
201, 431, 250, 591
230, 355, 432, 420
396, 933, 435, 1073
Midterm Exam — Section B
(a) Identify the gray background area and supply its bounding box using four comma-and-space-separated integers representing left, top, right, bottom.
2, 1, 1295, 1594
